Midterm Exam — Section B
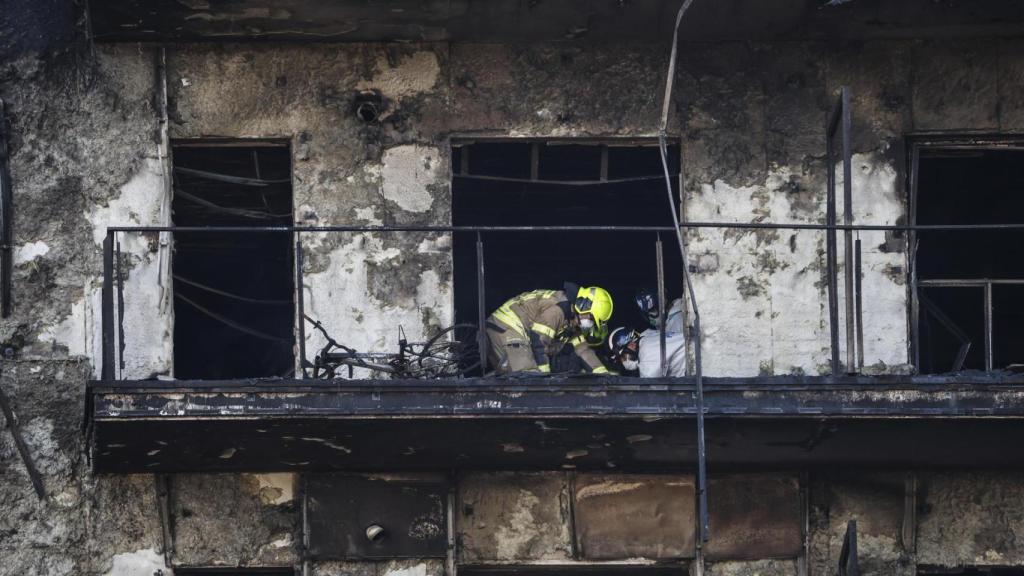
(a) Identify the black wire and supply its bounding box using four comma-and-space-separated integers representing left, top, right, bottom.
174, 188, 292, 220
174, 292, 293, 343
173, 274, 292, 305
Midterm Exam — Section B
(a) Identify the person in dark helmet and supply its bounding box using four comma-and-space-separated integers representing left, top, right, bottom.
635, 288, 685, 334
608, 324, 687, 377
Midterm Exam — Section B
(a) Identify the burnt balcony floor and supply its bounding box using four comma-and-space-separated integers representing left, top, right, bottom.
87, 372, 1024, 473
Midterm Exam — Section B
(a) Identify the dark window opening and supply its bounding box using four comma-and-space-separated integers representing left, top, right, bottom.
172, 143, 294, 379
174, 565, 294, 569
914, 145, 1024, 373
919, 568, 1024, 576
459, 566, 686, 576
452, 141, 684, 368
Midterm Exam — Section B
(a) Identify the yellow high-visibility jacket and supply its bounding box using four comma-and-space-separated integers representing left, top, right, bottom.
489, 287, 609, 374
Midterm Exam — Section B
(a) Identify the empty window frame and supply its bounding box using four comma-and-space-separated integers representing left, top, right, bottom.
910, 139, 1024, 373
171, 141, 295, 379
451, 140, 684, 371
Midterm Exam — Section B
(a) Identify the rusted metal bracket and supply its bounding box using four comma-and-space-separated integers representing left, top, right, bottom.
797, 472, 810, 576
154, 474, 175, 565
838, 519, 860, 576
902, 472, 917, 554
0, 99, 14, 318
0, 379, 46, 500
445, 473, 458, 576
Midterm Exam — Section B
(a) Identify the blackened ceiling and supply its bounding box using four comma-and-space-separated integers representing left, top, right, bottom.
87, 0, 1024, 44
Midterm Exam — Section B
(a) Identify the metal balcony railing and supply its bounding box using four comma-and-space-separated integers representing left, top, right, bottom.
100, 221, 1024, 384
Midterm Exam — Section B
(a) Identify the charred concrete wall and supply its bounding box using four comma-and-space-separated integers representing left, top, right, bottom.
4, 5, 1024, 576
6, 37, 1024, 377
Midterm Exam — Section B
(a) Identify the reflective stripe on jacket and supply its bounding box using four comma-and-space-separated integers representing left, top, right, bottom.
488, 289, 607, 374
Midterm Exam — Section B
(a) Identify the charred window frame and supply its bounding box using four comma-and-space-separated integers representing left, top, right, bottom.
907, 136, 1024, 374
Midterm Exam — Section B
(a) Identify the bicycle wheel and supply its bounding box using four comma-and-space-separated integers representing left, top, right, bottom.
416, 323, 482, 378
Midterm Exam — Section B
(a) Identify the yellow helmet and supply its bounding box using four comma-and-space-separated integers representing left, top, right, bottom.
574, 286, 614, 329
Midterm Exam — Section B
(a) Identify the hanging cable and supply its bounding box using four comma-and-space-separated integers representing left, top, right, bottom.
657, 0, 708, 545
173, 166, 291, 186
173, 274, 292, 305
173, 188, 291, 220
174, 292, 293, 343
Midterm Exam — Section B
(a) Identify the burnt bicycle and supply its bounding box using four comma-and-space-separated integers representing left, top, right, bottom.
303, 315, 481, 379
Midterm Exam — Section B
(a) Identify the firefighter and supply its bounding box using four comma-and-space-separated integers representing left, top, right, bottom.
486, 283, 613, 375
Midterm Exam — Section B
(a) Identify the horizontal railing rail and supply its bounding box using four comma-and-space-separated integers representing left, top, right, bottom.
100, 222, 1024, 385
106, 223, 1024, 233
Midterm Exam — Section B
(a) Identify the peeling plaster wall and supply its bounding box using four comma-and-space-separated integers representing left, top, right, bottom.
167, 44, 454, 356
6, 7, 1024, 575
0, 361, 165, 576
808, 472, 911, 576
706, 560, 799, 576
9, 38, 1024, 379
458, 472, 573, 562
918, 472, 1024, 568
170, 473, 298, 567
314, 560, 445, 576
2, 43, 171, 380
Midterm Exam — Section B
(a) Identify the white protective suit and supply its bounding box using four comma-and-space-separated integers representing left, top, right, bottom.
638, 330, 687, 377
637, 298, 687, 377
662, 297, 685, 334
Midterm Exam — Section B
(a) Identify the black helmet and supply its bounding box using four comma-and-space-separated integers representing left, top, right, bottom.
608, 327, 640, 371
608, 327, 639, 357
635, 288, 660, 328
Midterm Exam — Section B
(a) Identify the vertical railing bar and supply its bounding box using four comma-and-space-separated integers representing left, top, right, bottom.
476, 232, 487, 375
908, 145, 921, 372
530, 143, 539, 182
841, 87, 856, 374
101, 231, 115, 381
656, 134, 707, 544
826, 99, 841, 375
296, 235, 307, 378
656, 234, 667, 377
854, 237, 864, 371
600, 145, 609, 182
460, 145, 470, 176
115, 234, 125, 378
984, 281, 993, 371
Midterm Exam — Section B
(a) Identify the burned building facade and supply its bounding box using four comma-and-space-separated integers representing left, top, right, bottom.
3, 1, 1024, 575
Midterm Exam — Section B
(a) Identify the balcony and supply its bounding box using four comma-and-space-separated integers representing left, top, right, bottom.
84, 132, 1024, 475
89, 372, 1024, 473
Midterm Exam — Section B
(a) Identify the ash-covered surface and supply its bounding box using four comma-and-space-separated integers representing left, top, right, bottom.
171, 473, 298, 567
